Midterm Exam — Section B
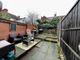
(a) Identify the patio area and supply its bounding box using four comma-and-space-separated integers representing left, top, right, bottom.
20, 41, 59, 60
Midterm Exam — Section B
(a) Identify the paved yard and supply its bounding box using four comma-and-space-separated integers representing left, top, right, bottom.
36, 33, 58, 42
20, 41, 59, 60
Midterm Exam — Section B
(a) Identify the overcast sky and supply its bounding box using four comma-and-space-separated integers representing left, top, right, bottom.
0, 0, 77, 17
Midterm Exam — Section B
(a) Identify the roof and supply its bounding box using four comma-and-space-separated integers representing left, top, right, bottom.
47, 17, 53, 20
9, 13, 19, 20
0, 18, 27, 25
44, 15, 65, 21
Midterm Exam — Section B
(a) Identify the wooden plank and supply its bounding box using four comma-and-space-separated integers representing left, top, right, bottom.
15, 40, 41, 59
16, 41, 40, 51
15, 47, 25, 58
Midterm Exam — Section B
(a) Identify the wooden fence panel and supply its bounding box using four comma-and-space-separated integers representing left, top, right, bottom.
60, 0, 80, 60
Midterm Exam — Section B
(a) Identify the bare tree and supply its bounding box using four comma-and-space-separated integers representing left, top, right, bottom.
27, 12, 38, 24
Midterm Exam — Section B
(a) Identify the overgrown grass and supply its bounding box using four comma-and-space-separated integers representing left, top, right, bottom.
56, 40, 64, 60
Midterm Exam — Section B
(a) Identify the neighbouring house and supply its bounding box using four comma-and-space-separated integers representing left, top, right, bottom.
0, 16, 37, 39
47, 17, 54, 22
0, 1, 38, 39
0, 9, 11, 20
16, 16, 37, 33
16, 17, 28, 23
0, 1, 27, 39
0, 1, 19, 21
41, 16, 48, 23
0, 18, 27, 39
41, 15, 65, 23
0, 8, 20, 21
41, 15, 65, 33
56, 15, 65, 21
41, 16, 53, 23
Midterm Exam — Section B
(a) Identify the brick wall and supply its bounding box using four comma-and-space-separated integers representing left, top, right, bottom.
0, 21, 27, 39
27, 23, 36, 30
0, 22, 9, 39
0, 19, 37, 39
16, 24, 26, 34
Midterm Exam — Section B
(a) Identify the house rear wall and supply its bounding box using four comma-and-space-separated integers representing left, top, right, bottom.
0, 21, 27, 39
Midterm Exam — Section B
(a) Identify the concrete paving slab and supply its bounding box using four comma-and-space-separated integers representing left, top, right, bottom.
20, 41, 59, 60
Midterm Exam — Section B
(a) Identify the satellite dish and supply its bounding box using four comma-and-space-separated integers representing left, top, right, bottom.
0, 1, 2, 11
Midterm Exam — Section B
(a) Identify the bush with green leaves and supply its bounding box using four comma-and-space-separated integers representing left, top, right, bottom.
50, 17, 60, 28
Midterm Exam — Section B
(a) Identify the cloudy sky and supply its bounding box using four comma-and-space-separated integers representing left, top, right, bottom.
0, 0, 77, 17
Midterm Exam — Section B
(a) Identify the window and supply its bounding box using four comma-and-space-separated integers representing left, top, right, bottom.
10, 23, 16, 31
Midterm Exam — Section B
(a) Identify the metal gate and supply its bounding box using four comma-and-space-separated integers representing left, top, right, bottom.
60, 0, 80, 60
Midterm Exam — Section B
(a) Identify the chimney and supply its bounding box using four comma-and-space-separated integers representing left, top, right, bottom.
17, 16, 20, 20
54, 13, 57, 17
2, 9, 8, 13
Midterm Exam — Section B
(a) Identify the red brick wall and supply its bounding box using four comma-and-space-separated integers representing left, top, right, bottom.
0, 23, 9, 39
27, 23, 36, 30
0, 19, 37, 39
0, 22, 27, 39
16, 24, 26, 34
